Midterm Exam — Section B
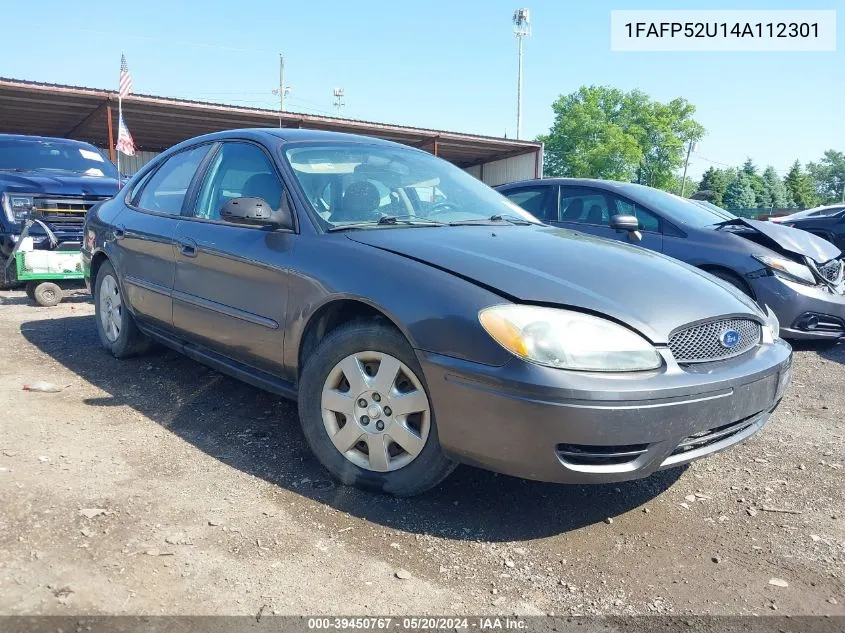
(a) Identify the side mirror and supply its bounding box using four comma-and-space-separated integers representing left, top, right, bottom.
220, 197, 293, 230
610, 214, 640, 232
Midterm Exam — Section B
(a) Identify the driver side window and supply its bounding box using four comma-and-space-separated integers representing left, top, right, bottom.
193, 142, 283, 221
611, 197, 662, 233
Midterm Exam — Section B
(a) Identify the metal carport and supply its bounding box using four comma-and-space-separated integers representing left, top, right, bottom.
0, 77, 542, 185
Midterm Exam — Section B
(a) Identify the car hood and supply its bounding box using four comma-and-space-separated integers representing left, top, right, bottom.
718, 218, 840, 263
0, 169, 119, 197
346, 226, 761, 344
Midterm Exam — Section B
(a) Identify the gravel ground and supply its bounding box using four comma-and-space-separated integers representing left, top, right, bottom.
0, 288, 843, 616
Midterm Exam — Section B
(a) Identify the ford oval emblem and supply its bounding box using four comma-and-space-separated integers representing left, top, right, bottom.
719, 329, 741, 349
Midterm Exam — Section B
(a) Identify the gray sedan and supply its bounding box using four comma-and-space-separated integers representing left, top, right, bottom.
498, 178, 845, 341
83, 130, 792, 495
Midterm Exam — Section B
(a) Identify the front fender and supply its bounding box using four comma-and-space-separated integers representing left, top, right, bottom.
283, 235, 514, 376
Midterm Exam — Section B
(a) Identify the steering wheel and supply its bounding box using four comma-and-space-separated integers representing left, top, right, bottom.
426, 201, 461, 217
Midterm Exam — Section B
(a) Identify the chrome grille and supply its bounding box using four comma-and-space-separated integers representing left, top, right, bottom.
669, 318, 761, 364
32, 196, 105, 228
816, 258, 843, 284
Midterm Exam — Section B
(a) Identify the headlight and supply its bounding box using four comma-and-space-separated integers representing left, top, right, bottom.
761, 305, 780, 343
1, 193, 34, 222
753, 254, 815, 285
479, 305, 662, 372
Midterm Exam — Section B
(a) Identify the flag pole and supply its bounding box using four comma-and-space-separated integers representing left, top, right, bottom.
116, 95, 122, 177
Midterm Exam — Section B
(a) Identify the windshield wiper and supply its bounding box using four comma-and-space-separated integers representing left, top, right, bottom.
449, 214, 535, 226
327, 215, 446, 232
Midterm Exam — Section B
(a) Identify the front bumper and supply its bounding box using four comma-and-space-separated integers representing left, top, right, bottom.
750, 274, 845, 340
419, 340, 792, 484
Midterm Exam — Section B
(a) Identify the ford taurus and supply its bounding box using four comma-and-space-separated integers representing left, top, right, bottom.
83, 130, 793, 496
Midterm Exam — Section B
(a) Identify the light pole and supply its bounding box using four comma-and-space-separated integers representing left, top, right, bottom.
333, 88, 345, 112
680, 141, 696, 197
513, 8, 531, 140
272, 54, 291, 127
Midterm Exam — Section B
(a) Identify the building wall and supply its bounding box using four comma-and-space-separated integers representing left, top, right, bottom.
465, 150, 542, 187
100, 149, 158, 176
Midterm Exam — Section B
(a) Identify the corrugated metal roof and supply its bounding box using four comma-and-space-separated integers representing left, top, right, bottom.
0, 77, 540, 168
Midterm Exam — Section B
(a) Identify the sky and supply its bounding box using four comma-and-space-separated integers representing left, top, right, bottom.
1, 0, 842, 179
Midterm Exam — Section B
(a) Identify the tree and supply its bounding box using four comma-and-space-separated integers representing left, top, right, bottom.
723, 173, 757, 210
806, 150, 845, 204
669, 173, 698, 197
784, 160, 820, 209
741, 158, 768, 207
697, 167, 734, 207
761, 166, 792, 208
539, 85, 705, 190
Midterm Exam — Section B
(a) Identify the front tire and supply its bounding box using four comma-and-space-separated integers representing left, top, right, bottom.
94, 261, 150, 358
298, 321, 456, 496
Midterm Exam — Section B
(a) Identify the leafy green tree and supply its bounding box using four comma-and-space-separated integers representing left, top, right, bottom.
784, 160, 820, 209
806, 150, 845, 204
697, 167, 734, 207
761, 166, 791, 208
669, 173, 698, 197
539, 86, 705, 190
723, 173, 757, 210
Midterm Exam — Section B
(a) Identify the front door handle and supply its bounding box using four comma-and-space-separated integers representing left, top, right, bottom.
113, 224, 125, 240
179, 239, 197, 258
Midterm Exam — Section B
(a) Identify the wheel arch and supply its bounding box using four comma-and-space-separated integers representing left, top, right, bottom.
89, 250, 111, 295
296, 297, 417, 379
697, 264, 756, 299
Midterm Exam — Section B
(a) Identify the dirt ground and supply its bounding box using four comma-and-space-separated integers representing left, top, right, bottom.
0, 288, 843, 617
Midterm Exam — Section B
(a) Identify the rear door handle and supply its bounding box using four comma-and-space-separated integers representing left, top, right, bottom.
113, 224, 125, 240
179, 239, 197, 257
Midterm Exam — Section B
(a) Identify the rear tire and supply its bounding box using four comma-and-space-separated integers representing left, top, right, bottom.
94, 261, 150, 358
32, 281, 62, 307
298, 321, 456, 496
25, 282, 37, 301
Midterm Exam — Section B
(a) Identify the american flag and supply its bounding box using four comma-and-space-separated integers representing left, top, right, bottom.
115, 113, 136, 156
119, 53, 133, 99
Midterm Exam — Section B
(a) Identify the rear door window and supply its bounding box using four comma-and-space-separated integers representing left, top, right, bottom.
136, 145, 210, 215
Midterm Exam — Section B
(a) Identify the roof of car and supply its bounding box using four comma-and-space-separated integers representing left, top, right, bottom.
169, 128, 410, 150
0, 133, 97, 146
495, 177, 638, 191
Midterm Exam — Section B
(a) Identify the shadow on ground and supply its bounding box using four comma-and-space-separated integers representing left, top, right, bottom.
790, 339, 844, 365
21, 314, 683, 542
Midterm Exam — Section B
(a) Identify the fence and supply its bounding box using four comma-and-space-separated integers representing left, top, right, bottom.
728, 207, 800, 220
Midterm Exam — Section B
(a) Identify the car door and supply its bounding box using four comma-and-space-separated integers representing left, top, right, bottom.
172, 140, 294, 374
499, 185, 557, 223
116, 144, 211, 328
556, 186, 664, 252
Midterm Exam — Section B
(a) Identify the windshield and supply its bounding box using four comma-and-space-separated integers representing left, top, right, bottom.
0, 138, 118, 178
624, 184, 737, 228
283, 143, 541, 229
